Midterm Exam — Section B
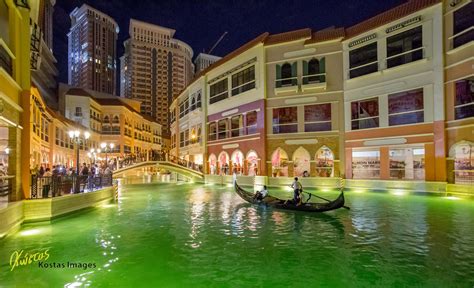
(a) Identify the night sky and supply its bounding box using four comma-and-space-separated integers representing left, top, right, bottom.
53, 0, 406, 86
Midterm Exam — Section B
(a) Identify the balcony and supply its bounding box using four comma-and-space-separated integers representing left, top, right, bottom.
0, 44, 13, 77
301, 73, 327, 92
274, 77, 298, 95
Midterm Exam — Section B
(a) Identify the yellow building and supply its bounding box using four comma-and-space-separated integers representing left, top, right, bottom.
0, 0, 31, 200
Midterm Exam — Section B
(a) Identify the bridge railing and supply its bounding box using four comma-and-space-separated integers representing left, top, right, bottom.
168, 155, 203, 173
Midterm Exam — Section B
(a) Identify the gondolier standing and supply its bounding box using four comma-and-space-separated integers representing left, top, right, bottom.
291, 177, 303, 204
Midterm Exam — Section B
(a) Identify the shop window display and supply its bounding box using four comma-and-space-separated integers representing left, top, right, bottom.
453, 142, 473, 185
389, 147, 425, 180
246, 151, 259, 176
315, 146, 334, 177
352, 150, 380, 179
292, 147, 311, 177
271, 148, 289, 177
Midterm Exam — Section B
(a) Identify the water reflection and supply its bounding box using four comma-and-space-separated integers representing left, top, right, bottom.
0, 183, 473, 287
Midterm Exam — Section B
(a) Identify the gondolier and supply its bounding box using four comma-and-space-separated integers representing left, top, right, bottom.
234, 181, 348, 212
291, 177, 303, 204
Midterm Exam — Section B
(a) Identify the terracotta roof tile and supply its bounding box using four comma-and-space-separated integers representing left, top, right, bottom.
345, 0, 441, 38
65, 88, 92, 97
304, 27, 345, 45
264, 28, 312, 45
94, 98, 139, 113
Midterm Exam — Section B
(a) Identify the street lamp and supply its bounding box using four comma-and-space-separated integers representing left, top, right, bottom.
68, 129, 90, 193
100, 142, 115, 167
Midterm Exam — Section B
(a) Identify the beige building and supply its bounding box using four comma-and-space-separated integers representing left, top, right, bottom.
170, 75, 206, 171
194, 53, 221, 73
120, 19, 194, 136
68, 4, 118, 95
61, 86, 163, 161
265, 28, 346, 179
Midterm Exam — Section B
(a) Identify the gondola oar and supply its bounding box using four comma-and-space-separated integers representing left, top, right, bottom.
303, 191, 350, 210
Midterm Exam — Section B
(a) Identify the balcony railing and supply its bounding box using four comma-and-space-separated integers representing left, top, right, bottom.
0, 44, 13, 76
449, 26, 474, 50
302, 73, 326, 85
275, 77, 298, 88
30, 174, 113, 199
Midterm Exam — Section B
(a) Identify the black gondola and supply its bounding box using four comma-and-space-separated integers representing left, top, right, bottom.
234, 181, 345, 212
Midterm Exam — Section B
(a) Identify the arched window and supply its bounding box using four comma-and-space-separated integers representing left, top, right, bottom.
271, 148, 289, 177
113, 115, 119, 124
218, 151, 230, 175
307, 59, 320, 83
103, 115, 110, 123
281, 63, 292, 86
197, 93, 202, 108
191, 97, 196, 111
315, 146, 334, 177
293, 147, 311, 177
246, 150, 259, 176
231, 150, 244, 175
208, 154, 217, 175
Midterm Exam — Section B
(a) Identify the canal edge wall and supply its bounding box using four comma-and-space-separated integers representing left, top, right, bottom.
205, 175, 473, 196
0, 187, 113, 239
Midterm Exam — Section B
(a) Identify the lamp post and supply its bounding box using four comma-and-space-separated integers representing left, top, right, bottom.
68, 130, 90, 193
100, 142, 115, 168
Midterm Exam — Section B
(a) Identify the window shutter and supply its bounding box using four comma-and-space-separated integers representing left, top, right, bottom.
291, 62, 297, 76
319, 57, 326, 73
275, 64, 282, 88
303, 61, 308, 84
319, 57, 326, 83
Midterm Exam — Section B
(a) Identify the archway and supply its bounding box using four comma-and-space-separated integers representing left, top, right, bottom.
218, 151, 230, 175
246, 150, 259, 176
315, 146, 334, 177
231, 150, 244, 175
271, 148, 289, 177
208, 154, 217, 175
292, 147, 310, 177
449, 141, 474, 184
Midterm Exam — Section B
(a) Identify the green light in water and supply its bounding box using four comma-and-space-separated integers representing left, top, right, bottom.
19, 229, 42, 237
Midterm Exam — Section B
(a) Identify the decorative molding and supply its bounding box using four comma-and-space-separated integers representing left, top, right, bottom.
222, 143, 239, 149
285, 139, 318, 145
208, 57, 257, 84
363, 138, 407, 146
348, 33, 377, 48
283, 48, 316, 58
385, 16, 422, 34
221, 108, 239, 117
285, 97, 317, 105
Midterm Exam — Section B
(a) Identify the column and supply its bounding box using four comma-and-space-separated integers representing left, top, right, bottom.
380, 147, 390, 180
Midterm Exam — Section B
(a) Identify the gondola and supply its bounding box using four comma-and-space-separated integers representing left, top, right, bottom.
234, 181, 346, 212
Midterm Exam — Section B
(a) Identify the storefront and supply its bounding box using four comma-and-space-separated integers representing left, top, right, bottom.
350, 146, 426, 180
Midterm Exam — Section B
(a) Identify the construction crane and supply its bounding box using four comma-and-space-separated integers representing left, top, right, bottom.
207, 31, 228, 55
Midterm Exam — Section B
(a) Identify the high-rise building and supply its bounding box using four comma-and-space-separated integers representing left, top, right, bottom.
120, 19, 194, 137
194, 53, 221, 73
30, 0, 58, 107
68, 4, 118, 95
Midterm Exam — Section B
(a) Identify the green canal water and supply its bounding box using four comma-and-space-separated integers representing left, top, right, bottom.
0, 180, 473, 287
